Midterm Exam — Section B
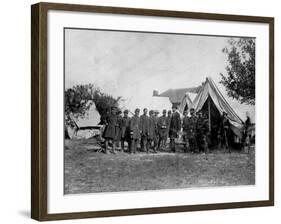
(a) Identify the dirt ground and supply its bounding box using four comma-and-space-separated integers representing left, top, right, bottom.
64, 138, 255, 194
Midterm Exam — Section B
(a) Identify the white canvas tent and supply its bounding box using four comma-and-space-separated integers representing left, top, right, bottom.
190, 77, 243, 138
67, 100, 102, 139
178, 92, 193, 113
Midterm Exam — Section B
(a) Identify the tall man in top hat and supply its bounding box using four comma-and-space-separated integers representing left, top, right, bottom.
140, 108, 150, 152
129, 108, 141, 154
169, 105, 181, 152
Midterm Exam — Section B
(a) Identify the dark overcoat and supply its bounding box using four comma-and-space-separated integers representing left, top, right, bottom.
147, 116, 157, 139
120, 116, 131, 139
183, 115, 197, 138
103, 113, 118, 139
157, 116, 168, 138
130, 115, 141, 139
169, 112, 181, 138
140, 114, 150, 136
196, 116, 209, 136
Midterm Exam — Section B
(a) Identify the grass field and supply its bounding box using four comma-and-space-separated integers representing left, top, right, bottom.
64, 138, 255, 194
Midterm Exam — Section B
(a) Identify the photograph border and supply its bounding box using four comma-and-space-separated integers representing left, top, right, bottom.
31, 2, 274, 221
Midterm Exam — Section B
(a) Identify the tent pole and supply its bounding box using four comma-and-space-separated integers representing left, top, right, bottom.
208, 97, 211, 132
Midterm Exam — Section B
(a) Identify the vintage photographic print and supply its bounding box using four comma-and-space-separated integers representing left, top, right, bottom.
64, 28, 255, 195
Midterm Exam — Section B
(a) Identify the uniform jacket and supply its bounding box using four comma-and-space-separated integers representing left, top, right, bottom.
103, 113, 118, 139
157, 116, 168, 130
140, 114, 150, 136
120, 116, 131, 139
219, 117, 230, 138
157, 116, 169, 138
115, 115, 123, 140
196, 116, 209, 135
183, 115, 197, 135
129, 115, 141, 139
147, 116, 157, 139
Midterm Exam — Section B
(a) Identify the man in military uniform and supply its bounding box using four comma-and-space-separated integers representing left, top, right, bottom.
153, 110, 160, 151
182, 110, 189, 152
183, 108, 198, 153
147, 110, 157, 153
140, 108, 150, 153
242, 113, 251, 153
157, 110, 168, 151
102, 106, 118, 154
165, 110, 172, 147
219, 112, 230, 153
129, 108, 141, 154
115, 109, 123, 149
169, 106, 181, 152
196, 110, 209, 154
120, 110, 131, 152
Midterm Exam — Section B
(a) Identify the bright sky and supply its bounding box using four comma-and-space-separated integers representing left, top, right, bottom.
65, 29, 255, 121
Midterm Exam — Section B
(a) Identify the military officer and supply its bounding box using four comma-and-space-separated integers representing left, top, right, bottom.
102, 106, 118, 154
157, 110, 168, 151
129, 108, 141, 154
182, 110, 189, 152
196, 110, 209, 154
120, 109, 131, 152
147, 110, 157, 153
169, 106, 181, 152
115, 109, 122, 149
165, 110, 172, 146
183, 108, 198, 153
153, 110, 160, 151
219, 112, 230, 153
242, 113, 251, 153
140, 108, 150, 152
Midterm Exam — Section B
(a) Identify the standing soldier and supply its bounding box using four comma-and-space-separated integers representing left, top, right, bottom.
115, 109, 122, 149
120, 110, 131, 152
196, 110, 209, 154
102, 106, 118, 154
219, 112, 230, 153
169, 106, 181, 152
147, 110, 157, 153
166, 110, 172, 147
157, 110, 168, 151
154, 110, 160, 151
183, 108, 198, 153
182, 110, 189, 152
242, 113, 251, 153
140, 108, 150, 152
129, 108, 141, 154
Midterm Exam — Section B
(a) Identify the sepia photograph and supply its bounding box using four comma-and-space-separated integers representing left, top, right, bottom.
64, 28, 255, 195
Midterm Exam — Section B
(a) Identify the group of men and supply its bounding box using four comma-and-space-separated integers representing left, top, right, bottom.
102, 105, 217, 154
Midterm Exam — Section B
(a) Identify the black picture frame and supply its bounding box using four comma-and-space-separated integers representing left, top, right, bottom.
31, 2, 274, 221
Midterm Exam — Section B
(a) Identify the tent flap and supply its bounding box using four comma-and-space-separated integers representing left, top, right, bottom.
190, 77, 243, 126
